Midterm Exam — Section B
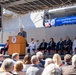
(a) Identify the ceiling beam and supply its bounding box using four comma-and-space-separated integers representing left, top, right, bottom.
3, 0, 37, 8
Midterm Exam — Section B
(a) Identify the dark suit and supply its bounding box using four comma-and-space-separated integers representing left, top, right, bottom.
38, 59, 45, 68
39, 42, 47, 54
63, 39, 72, 54
18, 31, 27, 38
47, 41, 56, 54
56, 41, 64, 54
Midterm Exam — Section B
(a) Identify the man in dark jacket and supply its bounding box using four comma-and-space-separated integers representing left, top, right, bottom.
18, 27, 27, 38
39, 39, 47, 54
63, 36, 72, 54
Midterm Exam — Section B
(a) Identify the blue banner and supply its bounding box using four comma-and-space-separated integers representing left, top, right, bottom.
50, 16, 76, 26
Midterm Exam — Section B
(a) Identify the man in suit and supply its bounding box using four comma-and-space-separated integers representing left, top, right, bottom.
39, 39, 47, 54
63, 36, 72, 54
18, 27, 27, 38
56, 38, 64, 54
26, 55, 43, 75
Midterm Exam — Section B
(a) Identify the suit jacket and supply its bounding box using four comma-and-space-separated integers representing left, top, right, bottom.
48, 41, 56, 50
38, 59, 45, 68
26, 64, 43, 75
18, 31, 27, 38
39, 42, 47, 49
61, 65, 76, 75
63, 39, 72, 48
56, 41, 64, 50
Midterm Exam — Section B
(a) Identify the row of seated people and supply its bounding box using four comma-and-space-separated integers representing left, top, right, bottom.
0, 52, 76, 75
27, 36, 73, 55
39, 37, 72, 55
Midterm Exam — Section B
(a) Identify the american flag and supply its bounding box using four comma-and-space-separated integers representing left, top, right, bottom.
45, 20, 50, 27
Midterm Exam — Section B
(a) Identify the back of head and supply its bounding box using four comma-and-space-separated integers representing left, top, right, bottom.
2, 58, 14, 71
31, 55, 38, 64
36, 52, 43, 60
45, 58, 53, 67
64, 54, 72, 63
72, 54, 76, 67
12, 53, 19, 60
53, 54, 62, 66
42, 64, 61, 75
23, 54, 31, 64
14, 61, 23, 71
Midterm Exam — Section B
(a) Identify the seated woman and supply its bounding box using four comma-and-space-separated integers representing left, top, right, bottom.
47, 38, 56, 54
0, 40, 9, 55
14, 61, 25, 75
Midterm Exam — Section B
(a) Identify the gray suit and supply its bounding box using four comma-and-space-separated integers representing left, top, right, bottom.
18, 31, 27, 38
61, 65, 76, 75
26, 64, 43, 75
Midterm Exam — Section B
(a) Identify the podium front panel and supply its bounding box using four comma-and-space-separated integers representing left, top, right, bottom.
8, 44, 26, 55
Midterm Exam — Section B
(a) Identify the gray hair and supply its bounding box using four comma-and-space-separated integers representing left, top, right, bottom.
36, 52, 43, 59
2, 58, 14, 70
12, 53, 19, 59
45, 58, 53, 67
31, 55, 38, 64
72, 54, 76, 67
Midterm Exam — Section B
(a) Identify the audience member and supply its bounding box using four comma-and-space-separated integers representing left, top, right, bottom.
0, 40, 9, 55
63, 36, 72, 54
56, 38, 64, 54
39, 39, 47, 54
0, 54, 4, 67
61, 54, 76, 75
64, 54, 72, 65
72, 36, 76, 55
36, 52, 45, 68
29, 38, 36, 55
22, 54, 31, 72
42, 63, 61, 75
0, 58, 14, 75
61, 54, 72, 75
44, 58, 53, 67
12, 53, 19, 64
53, 54, 62, 66
14, 61, 25, 75
26, 55, 43, 75
47, 38, 56, 54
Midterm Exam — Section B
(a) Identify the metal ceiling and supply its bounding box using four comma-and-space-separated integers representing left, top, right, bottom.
0, 0, 76, 14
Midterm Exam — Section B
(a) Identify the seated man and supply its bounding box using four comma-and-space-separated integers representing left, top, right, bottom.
39, 39, 47, 54
63, 36, 72, 54
56, 38, 64, 54
0, 40, 9, 55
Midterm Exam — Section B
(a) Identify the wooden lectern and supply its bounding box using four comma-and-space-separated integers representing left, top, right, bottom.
8, 36, 26, 55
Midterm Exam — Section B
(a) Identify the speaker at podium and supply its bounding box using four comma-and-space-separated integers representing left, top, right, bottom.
8, 36, 26, 55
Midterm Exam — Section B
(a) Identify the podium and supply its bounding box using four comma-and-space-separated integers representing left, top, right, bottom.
8, 36, 26, 55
